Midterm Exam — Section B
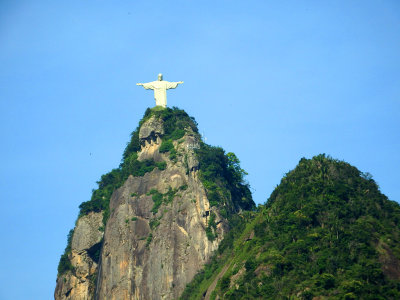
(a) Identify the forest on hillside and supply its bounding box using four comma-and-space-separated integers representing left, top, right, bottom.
181, 155, 400, 299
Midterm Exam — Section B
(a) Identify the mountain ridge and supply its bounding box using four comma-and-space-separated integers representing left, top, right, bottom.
55, 106, 254, 299
180, 154, 400, 299
55, 107, 400, 299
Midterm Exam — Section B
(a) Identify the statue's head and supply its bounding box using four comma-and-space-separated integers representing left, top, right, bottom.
158, 73, 163, 81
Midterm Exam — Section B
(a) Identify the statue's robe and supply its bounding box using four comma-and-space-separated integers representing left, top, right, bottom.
141, 80, 180, 107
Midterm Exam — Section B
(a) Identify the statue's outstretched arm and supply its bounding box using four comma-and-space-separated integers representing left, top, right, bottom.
137, 82, 154, 90
166, 81, 184, 89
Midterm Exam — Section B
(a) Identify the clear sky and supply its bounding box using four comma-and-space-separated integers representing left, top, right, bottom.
0, 1, 399, 299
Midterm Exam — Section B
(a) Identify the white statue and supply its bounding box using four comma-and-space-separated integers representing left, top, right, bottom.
136, 74, 183, 107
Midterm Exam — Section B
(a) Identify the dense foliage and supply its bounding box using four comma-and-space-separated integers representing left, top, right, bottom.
194, 144, 255, 240
196, 144, 255, 214
181, 154, 400, 299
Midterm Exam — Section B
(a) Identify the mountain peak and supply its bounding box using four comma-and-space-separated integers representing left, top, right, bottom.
55, 107, 254, 300
181, 154, 400, 299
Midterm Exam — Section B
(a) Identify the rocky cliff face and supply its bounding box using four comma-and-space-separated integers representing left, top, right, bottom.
95, 117, 225, 300
55, 108, 249, 300
55, 212, 103, 299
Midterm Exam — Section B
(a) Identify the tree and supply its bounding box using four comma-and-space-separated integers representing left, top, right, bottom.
226, 152, 248, 183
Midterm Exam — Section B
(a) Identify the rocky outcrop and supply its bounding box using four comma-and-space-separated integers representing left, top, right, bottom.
56, 112, 230, 300
139, 115, 164, 141
95, 118, 225, 300
55, 212, 103, 300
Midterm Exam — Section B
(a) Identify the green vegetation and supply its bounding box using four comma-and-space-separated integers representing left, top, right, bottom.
78, 106, 197, 226
159, 139, 177, 160
148, 186, 179, 214
205, 211, 217, 241
196, 145, 255, 213
146, 233, 153, 247
143, 106, 198, 141
180, 212, 255, 299
155, 161, 167, 170
123, 106, 198, 161
57, 229, 75, 275
58, 106, 256, 277
181, 154, 400, 299
159, 139, 174, 153
148, 189, 163, 214
58, 104, 400, 298
78, 154, 167, 226
59, 107, 198, 275
149, 218, 161, 230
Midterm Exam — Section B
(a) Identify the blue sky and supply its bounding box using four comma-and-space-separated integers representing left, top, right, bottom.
0, 1, 399, 299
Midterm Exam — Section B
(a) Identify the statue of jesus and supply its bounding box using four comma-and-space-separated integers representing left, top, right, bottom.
136, 74, 183, 108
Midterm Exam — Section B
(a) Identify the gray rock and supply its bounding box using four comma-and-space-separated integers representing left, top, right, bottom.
56, 115, 228, 300
55, 212, 103, 300
139, 116, 164, 141
95, 118, 226, 300
72, 212, 103, 251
